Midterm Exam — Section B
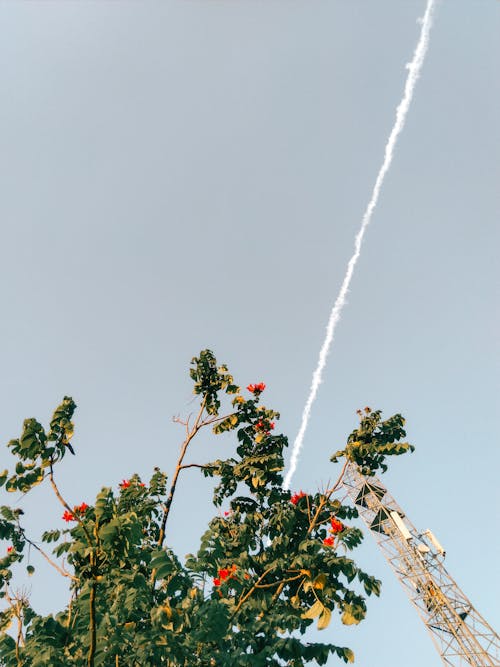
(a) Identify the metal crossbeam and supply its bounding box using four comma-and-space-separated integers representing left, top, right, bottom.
342, 463, 499, 666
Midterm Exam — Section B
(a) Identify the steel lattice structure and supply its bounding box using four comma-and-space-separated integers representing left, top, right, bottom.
342, 463, 499, 666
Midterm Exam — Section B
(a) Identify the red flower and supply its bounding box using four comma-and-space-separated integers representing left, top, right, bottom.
255, 420, 275, 434
247, 383, 266, 394
74, 502, 88, 514
62, 510, 75, 522
323, 536, 335, 547
330, 518, 344, 534
290, 491, 307, 505
139, 483, 145, 487
120, 479, 131, 488
7, 546, 14, 554
214, 565, 237, 586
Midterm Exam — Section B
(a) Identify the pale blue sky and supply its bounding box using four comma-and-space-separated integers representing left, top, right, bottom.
0, 1, 498, 665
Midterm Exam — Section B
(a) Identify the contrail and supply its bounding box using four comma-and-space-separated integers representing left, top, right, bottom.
284, 0, 436, 490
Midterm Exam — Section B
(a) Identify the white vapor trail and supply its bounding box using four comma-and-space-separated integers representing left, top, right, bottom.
283, 0, 435, 490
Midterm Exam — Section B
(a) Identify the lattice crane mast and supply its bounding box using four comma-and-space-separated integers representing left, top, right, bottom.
342, 463, 499, 666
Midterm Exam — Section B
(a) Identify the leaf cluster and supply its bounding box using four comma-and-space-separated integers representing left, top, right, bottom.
0, 351, 415, 666
330, 409, 414, 475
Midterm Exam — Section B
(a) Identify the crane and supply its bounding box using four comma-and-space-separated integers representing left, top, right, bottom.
341, 462, 499, 666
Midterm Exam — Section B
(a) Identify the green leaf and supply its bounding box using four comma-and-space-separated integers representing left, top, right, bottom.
0, 507, 15, 521
150, 550, 174, 580
42, 530, 61, 544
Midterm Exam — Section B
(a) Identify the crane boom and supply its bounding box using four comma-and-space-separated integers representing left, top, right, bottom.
342, 463, 499, 666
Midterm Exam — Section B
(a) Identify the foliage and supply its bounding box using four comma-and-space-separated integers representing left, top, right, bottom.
330, 407, 414, 476
0, 350, 414, 666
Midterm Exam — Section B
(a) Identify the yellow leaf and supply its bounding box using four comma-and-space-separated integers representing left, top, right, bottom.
290, 595, 300, 609
302, 600, 324, 620
341, 609, 361, 626
313, 573, 327, 590
344, 648, 355, 663
317, 607, 332, 630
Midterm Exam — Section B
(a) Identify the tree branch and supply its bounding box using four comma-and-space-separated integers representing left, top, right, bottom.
157, 397, 207, 547
307, 459, 349, 534
233, 567, 275, 615
48, 463, 93, 547
88, 582, 96, 667
19, 529, 78, 582
178, 463, 206, 471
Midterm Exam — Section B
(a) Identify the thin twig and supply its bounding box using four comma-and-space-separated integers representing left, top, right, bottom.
49, 464, 93, 547
178, 463, 206, 471
255, 573, 302, 589
325, 459, 349, 498
233, 566, 275, 615
5, 588, 25, 666
19, 530, 78, 582
157, 398, 207, 547
307, 460, 349, 534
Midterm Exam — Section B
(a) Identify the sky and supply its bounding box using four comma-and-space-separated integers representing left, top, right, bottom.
0, 1, 498, 665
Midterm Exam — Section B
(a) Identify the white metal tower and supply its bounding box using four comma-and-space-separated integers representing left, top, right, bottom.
342, 463, 499, 666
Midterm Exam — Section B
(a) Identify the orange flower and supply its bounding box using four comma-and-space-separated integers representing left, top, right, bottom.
74, 502, 88, 514
247, 383, 266, 394
323, 536, 335, 547
290, 491, 307, 505
213, 565, 237, 586
330, 518, 344, 534
120, 479, 131, 488
7, 546, 14, 554
62, 510, 75, 522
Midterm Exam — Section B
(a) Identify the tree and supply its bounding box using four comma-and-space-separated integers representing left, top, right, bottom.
0, 350, 414, 666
